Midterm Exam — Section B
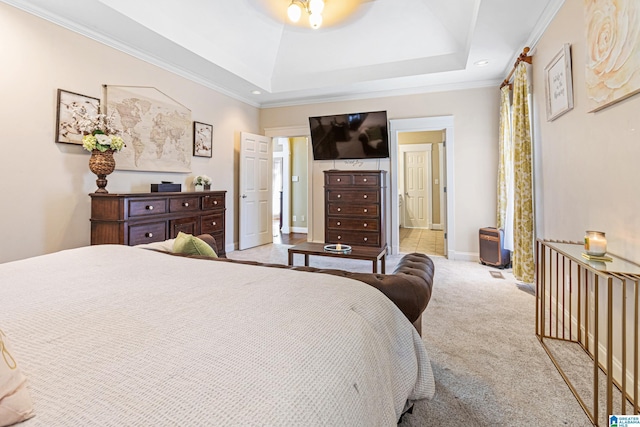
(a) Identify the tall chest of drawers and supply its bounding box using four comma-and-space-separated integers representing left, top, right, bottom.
324, 170, 387, 248
90, 191, 227, 256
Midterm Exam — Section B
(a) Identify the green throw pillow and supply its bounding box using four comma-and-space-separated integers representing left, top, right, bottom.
173, 232, 218, 258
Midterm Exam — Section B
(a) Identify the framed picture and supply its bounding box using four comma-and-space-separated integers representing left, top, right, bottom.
544, 44, 574, 121
55, 89, 100, 144
193, 121, 213, 158
106, 85, 192, 172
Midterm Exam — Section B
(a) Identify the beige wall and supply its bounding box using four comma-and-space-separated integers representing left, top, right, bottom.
0, 3, 260, 263
261, 88, 500, 258
532, 1, 640, 261
399, 131, 445, 144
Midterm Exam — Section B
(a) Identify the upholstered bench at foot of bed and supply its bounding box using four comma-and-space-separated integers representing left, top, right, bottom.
284, 253, 434, 335
154, 235, 435, 336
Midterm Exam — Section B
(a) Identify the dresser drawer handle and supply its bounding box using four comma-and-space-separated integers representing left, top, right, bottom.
214, 200, 218, 205
363, 178, 367, 182
145, 232, 153, 238
337, 178, 341, 182
337, 207, 342, 212
363, 237, 368, 242
337, 221, 341, 226
363, 208, 368, 213
183, 202, 189, 207
146, 205, 154, 210
363, 195, 368, 199
212, 222, 216, 226
337, 235, 342, 240
363, 223, 367, 227
337, 194, 341, 198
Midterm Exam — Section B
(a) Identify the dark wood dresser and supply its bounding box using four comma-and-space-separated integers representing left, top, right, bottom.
90, 191, 226, 256
324, 170, 387, 248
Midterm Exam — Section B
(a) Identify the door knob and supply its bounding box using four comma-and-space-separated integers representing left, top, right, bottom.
241, 194, 247, 198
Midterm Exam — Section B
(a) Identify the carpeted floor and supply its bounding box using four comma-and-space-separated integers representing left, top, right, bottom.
228, 244, 592, 426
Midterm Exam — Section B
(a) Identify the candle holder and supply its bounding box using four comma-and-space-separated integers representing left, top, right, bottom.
584, 230, 607, 256
323, 244, 352, 254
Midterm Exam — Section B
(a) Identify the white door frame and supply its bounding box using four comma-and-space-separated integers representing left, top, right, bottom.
399, 143, 433, 229
264, 126, 312, 242
389, 116, 454, 258
432, 142, 445, 230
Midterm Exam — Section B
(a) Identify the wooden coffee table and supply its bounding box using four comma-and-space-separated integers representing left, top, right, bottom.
288, 242, 387, 274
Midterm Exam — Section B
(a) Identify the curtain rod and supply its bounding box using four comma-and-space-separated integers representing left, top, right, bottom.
500, 47, 532, 89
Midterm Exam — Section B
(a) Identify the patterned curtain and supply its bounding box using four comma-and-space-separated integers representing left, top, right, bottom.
512, 62, 534, 283
496, 86, 514, 251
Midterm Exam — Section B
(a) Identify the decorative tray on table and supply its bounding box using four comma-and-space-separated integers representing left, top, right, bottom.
323, 244, 352, 254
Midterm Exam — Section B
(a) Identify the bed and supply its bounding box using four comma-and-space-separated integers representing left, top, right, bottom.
1, 245, 435, 426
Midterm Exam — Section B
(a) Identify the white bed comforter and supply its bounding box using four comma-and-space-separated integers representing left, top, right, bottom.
1, 245, 434, 426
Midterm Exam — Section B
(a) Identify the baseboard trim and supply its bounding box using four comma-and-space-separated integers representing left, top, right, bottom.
450, 251, 479, 262
290, 227, 308, 233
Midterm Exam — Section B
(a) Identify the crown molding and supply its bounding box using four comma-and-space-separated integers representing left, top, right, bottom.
3, 0, 261, 108
258, 78, 501, 109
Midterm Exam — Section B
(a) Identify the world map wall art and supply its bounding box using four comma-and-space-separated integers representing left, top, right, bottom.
585, 0, 640, 112
105, 85, 192, 172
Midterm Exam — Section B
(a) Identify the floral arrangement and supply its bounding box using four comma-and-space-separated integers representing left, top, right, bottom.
71, 106, 125, 152
193, 175, 212, 187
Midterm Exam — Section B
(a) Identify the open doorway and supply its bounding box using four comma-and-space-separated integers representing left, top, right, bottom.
270, 136, 308, 246
389, 116, 454, 258
397, 134, 445, 256
272, 155, 284, 236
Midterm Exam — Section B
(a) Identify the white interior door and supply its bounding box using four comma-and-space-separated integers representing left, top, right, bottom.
239, 132, 272, 250
401, 145, 432, 228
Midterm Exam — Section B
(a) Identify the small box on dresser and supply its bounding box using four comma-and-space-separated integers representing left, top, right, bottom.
150, 183, 182, 192
90, 191, 226, 257
324, 170, 386, 249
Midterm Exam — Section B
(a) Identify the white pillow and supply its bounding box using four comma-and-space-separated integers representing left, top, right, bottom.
0, 329, 34, 426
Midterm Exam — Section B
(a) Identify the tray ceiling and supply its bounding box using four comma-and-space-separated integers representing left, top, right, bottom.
4, 0, 564, 107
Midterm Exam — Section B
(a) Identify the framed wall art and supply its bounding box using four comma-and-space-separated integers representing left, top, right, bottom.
193, 121, 213, 158
544, 43, 574, 121
585, 0, 640, 112
55, 89, 100, 144
105, 85, 192, 173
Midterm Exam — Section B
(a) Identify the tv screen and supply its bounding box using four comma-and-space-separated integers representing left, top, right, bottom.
309, 110, 389, 160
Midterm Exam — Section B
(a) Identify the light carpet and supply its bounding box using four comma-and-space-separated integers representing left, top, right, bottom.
228, 244, 592, 426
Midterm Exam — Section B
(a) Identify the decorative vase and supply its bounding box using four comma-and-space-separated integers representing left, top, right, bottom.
195, 184, 204, 192
204, 184, 211, 191
88, 149, 116, 194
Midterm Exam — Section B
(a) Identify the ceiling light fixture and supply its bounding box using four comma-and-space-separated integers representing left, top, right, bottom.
287, 0, 324, 29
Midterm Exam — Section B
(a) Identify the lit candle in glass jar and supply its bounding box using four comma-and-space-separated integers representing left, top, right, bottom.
584, 231, 607, 256
336, 243, 342, 251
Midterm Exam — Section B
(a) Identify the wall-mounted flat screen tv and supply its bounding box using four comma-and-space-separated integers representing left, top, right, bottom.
309, 110, 389, 160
